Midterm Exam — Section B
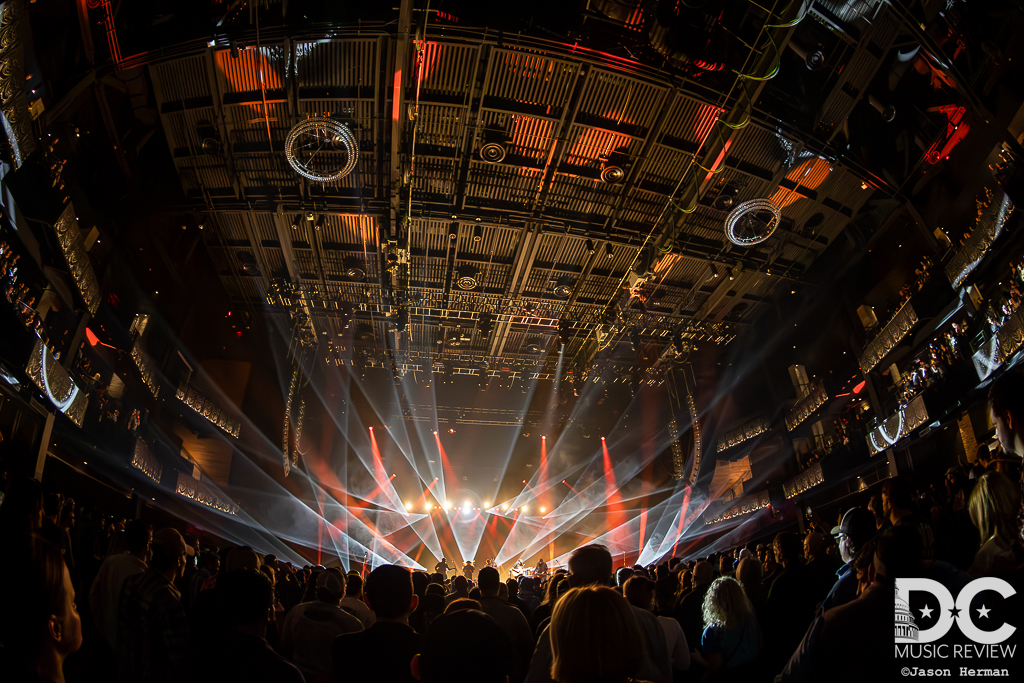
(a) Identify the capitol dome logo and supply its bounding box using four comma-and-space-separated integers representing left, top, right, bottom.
895, 588, 920, 642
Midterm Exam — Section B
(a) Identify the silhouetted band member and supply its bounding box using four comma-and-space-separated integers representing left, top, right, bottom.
435, 558, 451, 576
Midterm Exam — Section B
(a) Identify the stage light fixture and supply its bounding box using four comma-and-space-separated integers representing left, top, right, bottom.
314, 214, 325, 231
521, 506, 528, 513
484, 502, 490, 508
552, 275, 574, 298
291, 215, 302, 230
604, 243, 614, 259
585, 239, 596, 255
558, 320, 571, 347
405, 502, 412, 511
473, 225, 483, 241
478, 312, 494, 337
540, 507, 546, 513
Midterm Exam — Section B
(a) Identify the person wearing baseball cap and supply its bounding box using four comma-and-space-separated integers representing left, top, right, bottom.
820, 507, 877, 612
280, 567, 362, 677
116, 528, 194, 682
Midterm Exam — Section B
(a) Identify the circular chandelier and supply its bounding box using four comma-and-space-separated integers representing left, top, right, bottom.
285, 117, 359, 183
724, 198, 782, 246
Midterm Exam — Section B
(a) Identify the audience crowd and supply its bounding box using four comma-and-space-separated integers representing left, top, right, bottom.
2, 374, 1024, 683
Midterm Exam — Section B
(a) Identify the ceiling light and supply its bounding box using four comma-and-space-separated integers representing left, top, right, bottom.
455, 265, 479, 290
553, 275, 574, 298
600, 164, 625, 184
479, 141, 506, 163
343, 257, 366, 280
605, 243, 614, 259
523, 336, 545, 354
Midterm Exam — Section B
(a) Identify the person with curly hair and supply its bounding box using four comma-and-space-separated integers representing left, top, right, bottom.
691, 577, 761, 679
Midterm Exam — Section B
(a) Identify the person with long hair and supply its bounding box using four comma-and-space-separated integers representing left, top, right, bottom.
550, 585, 650, 683
691, 577, 761, 680
967, 471, 1024, 577
530, 573, 567, 634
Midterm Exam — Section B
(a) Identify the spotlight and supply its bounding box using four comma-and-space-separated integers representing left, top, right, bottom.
710, 264, 719, 278
540, 507, 546, 513
604, 243, 614, 259
601, 436, 605, 441
343, 257, 366, 280
444, 502, 452, 510
585, 239, 596, 255
503, 504, 509, 511
558, 320, 571, 347
473, 225, 483, 242
394, 308, 409, 331
455, 265, 479, 290
600, 164, 625, 184
478, 312, 494, 337
479, 141, 507, 163
426, 503, 433, 511
552, 275, 574, 298
405, 502, 413, 511
314, 214, 325, 231
521, 506, 528, 513
291, 215, 302, 230
448, 428, 456, 434
484, 502, 490, 508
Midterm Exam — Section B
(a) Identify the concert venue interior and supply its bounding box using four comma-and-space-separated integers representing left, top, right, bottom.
1, 0, 1023, 576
